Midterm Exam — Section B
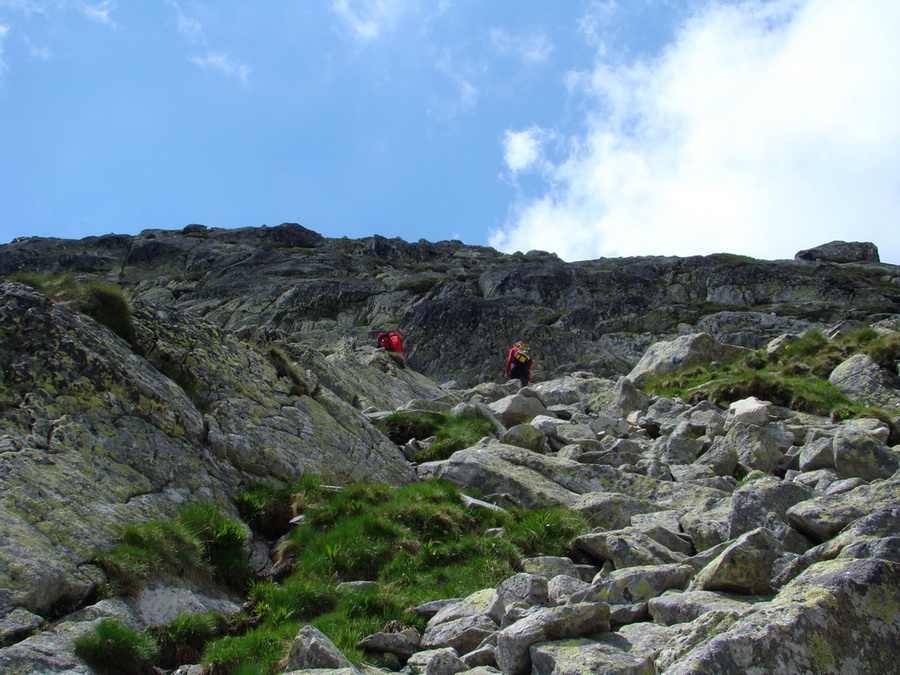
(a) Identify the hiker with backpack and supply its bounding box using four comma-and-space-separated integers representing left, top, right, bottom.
504, 341, 532, 387
376, 330, 406, 367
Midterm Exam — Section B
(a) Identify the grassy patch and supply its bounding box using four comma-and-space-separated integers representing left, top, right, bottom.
148, 611, 227, 670
73, 618, 160, 675
97, 504, 249, 596
89, 479, 590, 674
8, 271, 136, 345
205, 478, 588, 672
641, 327, 898, 419
375, 411, 496, 461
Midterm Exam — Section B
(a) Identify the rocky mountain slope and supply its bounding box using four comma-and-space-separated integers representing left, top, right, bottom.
0, 226, 898, 673
2, 224, 898, 384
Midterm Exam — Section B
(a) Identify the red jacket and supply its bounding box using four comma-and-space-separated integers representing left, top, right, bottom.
388, 333, 405, 358
505, 345, 532, 383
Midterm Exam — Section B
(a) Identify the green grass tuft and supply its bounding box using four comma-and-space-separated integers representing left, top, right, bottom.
98, 503, 249, 596
74, 619, 160, 675
376, 410, 496, 462
8, 271, 136, 345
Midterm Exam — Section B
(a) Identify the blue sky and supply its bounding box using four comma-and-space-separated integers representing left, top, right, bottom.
2, 0, 899, 264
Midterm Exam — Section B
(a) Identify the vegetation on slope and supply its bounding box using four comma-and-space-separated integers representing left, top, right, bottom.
7, 271, 136, 345
375, 410, 497, 461
79, 477, 591, 674
640, 327, 900, 420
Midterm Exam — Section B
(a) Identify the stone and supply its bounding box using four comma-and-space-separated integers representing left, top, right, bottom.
626, 333, 749, 387
500, 424, 549, 453
495, 603, 612, 675
724, 396, 770, 429
690, 528, 779, 595
548, 575, 593, 606
831, 428, 900, 481
725, 477, 814, 544
584, 564, 695, 605
530, 638, 656, 675
774, 507, 900, 587
284, 625, 356, 671
667, 558, 900, 674
487, 394, 552, 427
405, 647, 467, 675
787, 479, 900, 543
357, 629, 421, 659
648, 590, 759, 626
421, 614, 499, 655
518, 556, 581, 581
713, 422, 784, 474
496, 574, 550, 610
429, 589, 505, 627
572, 492, 657, 531
794, 240, 880, 263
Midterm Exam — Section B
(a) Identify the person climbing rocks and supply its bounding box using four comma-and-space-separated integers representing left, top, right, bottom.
504, 340, 532, 387
376, 330, 407, 367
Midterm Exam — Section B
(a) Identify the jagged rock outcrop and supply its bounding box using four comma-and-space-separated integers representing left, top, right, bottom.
0, 281, 418, 623
2, 227, 897, 385
795, 240, 880, 264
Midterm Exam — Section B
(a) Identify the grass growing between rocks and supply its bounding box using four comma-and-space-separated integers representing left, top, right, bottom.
73, 618, 160, 675
375, 411, 496, 461
641, 328, 900, 419
7, 271, 136, 345
96, 503, 251, 596
214, 478, 586, 672
80, 478, 589, 674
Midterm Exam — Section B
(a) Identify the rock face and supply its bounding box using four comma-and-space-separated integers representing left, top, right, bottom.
0, 227, 898, 673
795, 240, 880, 263
0, 281, 418, 620
2, 227, 897, 385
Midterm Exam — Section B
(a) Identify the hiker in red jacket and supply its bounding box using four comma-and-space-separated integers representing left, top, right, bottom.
505, 341, 532, 387
377, 330, 406, 367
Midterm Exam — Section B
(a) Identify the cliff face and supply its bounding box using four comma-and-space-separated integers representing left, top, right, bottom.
3, 224, 898, 385
0, 280, 425, 617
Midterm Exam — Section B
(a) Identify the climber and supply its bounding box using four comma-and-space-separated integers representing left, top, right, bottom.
504, 341, 532, 387
376, 330, 407, 367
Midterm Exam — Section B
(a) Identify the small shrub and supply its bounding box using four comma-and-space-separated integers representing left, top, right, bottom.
74, 619, 159, 675
80, 282, 136, 344
863, 332, 900, 371
202, 622, 299, 675
150, 612, 224, 669
178, 503, 251, 591
376, 411, 442, 445
235, 481, 302, 539
8, 272, 136, 345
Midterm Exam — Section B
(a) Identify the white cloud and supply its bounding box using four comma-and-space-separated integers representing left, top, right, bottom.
0, 24, 8, 75
427, 47, 482, 121
490, 28, 553, 64
491, 0, 900, 264
191, 52, 251, 83
331, 0, 407, 41
164, 0, 250, 83
79, 0, 116, 26
503, 127, 545, 173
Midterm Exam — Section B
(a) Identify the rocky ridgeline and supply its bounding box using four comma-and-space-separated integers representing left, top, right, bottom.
0, 231, 898, 673
1, 226, 898, 385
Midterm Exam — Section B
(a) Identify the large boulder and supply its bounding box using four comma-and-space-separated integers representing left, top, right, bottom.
666, 558, 900, 673
627, 333, 749, 387
495, 603, 611, 675
794, 240, 880, 263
